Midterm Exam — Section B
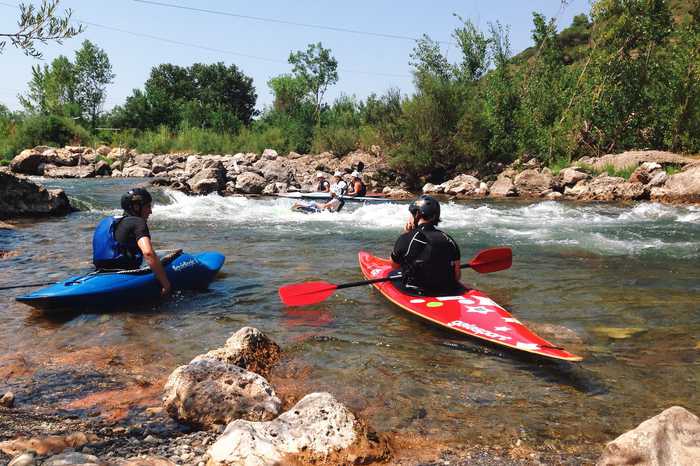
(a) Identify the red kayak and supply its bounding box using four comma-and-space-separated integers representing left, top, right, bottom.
358, 251, 582, 362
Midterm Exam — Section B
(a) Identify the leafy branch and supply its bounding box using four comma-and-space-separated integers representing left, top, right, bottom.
0, 0, 84, 59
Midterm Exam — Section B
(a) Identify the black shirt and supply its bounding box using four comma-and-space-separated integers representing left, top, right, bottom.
391, 224, 461, 295
113, 216, 150, 269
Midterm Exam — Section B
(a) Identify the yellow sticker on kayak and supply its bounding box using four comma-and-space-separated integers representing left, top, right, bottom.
426, 302, 443, 308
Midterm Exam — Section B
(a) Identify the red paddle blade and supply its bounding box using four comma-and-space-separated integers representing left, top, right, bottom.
279, 281, 338, 306
469, 247, 512, 273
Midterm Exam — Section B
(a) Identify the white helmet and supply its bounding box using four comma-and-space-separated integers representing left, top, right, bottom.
316, 171, 325, 178
333, 170, 343, 177
351, 170, 361, 178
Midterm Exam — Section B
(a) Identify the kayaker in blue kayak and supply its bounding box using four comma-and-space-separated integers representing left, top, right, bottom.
346, 171, 367, 197
391, 195, 461, 295
92, 188, 172, 296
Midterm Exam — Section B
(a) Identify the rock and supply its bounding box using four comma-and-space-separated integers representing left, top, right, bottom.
134, 153, 154, 168
598, 406, 700, 466
112, 457, 177, 466
96, 145, 112, 156
9, 149, 44, 174
262, 182, 288, 195
208, 393, 358, 465
187, 162, 226, 195
94, 160, 111, 177
151, 155, 175, 174
0, 220, 16, 229
122, 166, 154, 178
382, 187, 413, 199
234, 172, 266, 194
51, 148, 79, 166
111, 160, 124, 171
65, 145, 86, 154
261, 148, 278, 160
490, 173, 517, 197
564, 175, 626, 201
43, 164, 95, 178
232, 152, 258, 166
589, 150, 695, 171
647, 170, 669, 188
545, 191, 563, 200
441, 174, 480, 196
0, 432, 96, 456
629, 162, 663, 184
111, 169, 123, 178
109, 147, 131, 161
0, 171, 73, 219
195, 327, 281, 378
513, 169, 553, 197
43, 452, 100, 466
422, 183, 443, 194
256, 159, 296, 184
8, 453, 35, 466
615, 182, 648, 200
556, 168, 589, 188
162, 357, 281, 429
0, 391, 15, 407
287, 151, 302, 159
650, 165, 700, 203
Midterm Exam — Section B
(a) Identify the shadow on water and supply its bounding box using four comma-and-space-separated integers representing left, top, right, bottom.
441, 339, 608, 395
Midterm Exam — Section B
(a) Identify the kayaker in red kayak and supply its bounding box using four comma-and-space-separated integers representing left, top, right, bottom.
391, 195, 461, 296
92, 187, 172, 296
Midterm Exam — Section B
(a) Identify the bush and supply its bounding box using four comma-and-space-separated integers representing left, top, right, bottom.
1, 114, 91, 161
311, 125, 358, 156
135, 126, 174, 154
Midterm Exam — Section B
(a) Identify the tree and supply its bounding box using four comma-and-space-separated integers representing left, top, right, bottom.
0, 0, 83, 59
19, 55, 77, 115
73, 40, 114, 131
288, 42, 339, 125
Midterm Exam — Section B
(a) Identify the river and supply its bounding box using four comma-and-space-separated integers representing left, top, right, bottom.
1, 177, 699, 460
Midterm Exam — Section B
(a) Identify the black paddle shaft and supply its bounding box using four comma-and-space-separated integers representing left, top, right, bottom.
336, 263, 474, 290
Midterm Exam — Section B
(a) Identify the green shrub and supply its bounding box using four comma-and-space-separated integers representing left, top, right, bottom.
548, 156, 573, 175
664, 164, 684, 176
135, 126, 174, 154
311, 125, 358, 156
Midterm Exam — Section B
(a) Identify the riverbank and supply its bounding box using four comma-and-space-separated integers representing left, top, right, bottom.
5, 146, 700, 207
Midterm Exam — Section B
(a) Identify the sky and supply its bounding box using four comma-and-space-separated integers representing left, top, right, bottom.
0, 0, 591, 113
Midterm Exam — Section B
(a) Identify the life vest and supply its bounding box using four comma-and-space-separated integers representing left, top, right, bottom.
92, 216, 142, 269
354, 182, 367, 197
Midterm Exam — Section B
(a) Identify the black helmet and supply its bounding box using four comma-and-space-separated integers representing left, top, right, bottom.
409, 195, 440, 223
121, 187, 152, 216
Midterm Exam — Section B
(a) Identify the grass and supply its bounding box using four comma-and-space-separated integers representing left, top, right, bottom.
664, 164, 684, 176
574, 162, 636, 180
548, 156, 573, 175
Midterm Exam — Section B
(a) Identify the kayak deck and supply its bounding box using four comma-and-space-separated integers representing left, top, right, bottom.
358, 251, 582, 362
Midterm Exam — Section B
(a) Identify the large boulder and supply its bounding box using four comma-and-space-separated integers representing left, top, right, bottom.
556, 168, 589, 189
42, 164, 95, 179
589, 150, 695, 171
565, 175, 626, 201
133, 153, 154, 168
422, 183, 443, 194
256, 159, 296, 184
261, 148, 278, 160
9, 149, 44, 174
94, 160, 111, 177
0, 170, 72, 219
122, 166, 154, 178
235, 172, 266, 194
513, 169, 554, 197
151, 155, 176, 174
187, 161, 226, 195
162, 357, 281, 429
650, 165, 700, 203
441, 174, 480, 196
629, 162, 663, 184
208, 393, 361, 465
597, 406, 700, 466
489, 173, 517, 197
194, 327, 281, 378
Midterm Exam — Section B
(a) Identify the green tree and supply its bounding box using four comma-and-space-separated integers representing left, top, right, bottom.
0, 0, 83, 58
19, 55, 77, 116
288, 42, 339, 125
74, 40, 114, 131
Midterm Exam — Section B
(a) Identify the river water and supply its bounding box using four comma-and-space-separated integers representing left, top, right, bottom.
1, 178, 699, 458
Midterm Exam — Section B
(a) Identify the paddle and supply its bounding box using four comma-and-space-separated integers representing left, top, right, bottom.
279, 247, 512, 307
0, 281, 57, 291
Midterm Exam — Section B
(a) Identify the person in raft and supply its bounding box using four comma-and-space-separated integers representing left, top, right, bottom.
292, 186, 345, 213
346, 170, 367, 197
391, 195, 461, 296
315, 172, 330, 192
330, 171, 348, 196
92, 187, 171, 296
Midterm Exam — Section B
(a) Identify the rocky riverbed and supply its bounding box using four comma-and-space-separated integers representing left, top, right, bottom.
5, 145, 700, 205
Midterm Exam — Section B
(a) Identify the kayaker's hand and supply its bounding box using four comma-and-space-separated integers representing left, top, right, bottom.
404, 215, 415, 232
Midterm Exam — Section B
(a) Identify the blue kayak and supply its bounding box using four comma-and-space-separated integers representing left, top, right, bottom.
16, 251, 225, 311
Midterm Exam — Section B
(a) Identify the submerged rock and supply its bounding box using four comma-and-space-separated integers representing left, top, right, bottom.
598, 406, 700, 466
43, 452, 100, 466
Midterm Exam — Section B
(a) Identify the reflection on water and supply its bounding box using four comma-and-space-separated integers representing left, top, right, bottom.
1, 178, 699, 455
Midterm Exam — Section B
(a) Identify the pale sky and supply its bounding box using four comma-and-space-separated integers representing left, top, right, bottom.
0, 0, 591, 113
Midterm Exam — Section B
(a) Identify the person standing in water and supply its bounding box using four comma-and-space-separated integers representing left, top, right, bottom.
92, 187, 171, 296
391, 195, 461, 296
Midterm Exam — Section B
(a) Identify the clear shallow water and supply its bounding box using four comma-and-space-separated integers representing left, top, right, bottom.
1, 178, 699, 454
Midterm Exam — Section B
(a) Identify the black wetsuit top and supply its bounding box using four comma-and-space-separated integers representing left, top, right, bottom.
111, 216, 150, 269
391, 224, 461, 295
